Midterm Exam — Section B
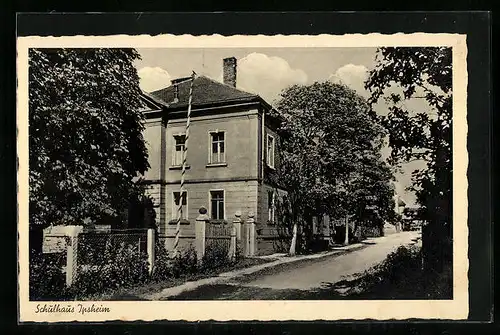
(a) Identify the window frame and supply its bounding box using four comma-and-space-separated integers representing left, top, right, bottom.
208, 130, 226, 165
172, 190, 188, 220
268, 190, 276, 223
208, 189, 225, 221
172, 133, 186, 167
266, 133, 275, 169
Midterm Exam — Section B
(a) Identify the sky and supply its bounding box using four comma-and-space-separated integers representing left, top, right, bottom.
135, 47, 430, 207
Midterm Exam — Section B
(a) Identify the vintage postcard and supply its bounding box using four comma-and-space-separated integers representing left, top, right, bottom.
17, 33, 468, 322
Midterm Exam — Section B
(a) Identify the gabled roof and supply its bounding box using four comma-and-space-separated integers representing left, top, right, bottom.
149, 75, 264, 110
140, 91, 169, 111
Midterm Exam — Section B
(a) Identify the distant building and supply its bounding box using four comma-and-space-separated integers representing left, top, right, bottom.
140, 57, 286, 248
394, 194, 406, 214
393, 194, 407, 232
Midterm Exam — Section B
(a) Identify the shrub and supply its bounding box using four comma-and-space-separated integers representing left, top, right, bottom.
345, 245, 432, 298
170, 245, 198, 278
202, 243, 232, 272
273, 226, 292, 253
29, 251, 69, 300
151, 240, 173, 281
333, 226, 356, 244
71, 239, 149, 297
372, 245, 421, 282
235, 243, 243, 261
306, 235, 330, 253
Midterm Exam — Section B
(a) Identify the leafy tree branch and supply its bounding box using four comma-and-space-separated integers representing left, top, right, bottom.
29, 48, 150, 229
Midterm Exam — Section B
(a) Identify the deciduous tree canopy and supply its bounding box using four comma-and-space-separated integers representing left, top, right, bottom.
365, 47, 452, 271
274, 81, 397, 243
29, 48, 149, 228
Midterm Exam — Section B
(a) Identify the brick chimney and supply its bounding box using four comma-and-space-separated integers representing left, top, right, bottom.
223, 57, 237, 87
170, 76, 192, 103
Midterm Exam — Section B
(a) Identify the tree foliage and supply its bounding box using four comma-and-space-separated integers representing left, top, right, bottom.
274, 81, 397, 241
29, 48, 149, 228
365, 47, 453, 271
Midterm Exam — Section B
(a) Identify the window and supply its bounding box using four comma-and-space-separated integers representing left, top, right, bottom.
172, 191, 188, 219
267, 134, 275, 169
268, 190, 275, 222
210, 190, 224, 220
209, 131, 225, 164
173, 135, 186, 166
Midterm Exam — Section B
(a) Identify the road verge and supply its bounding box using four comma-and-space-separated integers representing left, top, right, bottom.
143, 241, 369, 300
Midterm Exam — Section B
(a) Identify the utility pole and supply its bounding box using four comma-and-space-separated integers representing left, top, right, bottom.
344, 215, 349, 245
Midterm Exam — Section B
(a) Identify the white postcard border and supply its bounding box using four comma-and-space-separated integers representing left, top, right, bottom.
17, 33, 469, 322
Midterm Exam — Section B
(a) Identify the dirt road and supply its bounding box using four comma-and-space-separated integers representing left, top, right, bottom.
167, 231, 421, 300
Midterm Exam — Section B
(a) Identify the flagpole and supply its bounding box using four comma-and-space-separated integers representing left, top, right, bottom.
173, 71, 196, 257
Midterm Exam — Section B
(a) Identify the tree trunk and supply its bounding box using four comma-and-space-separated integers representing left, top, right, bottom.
344, 215, 349, 245
289, 223, 298, 256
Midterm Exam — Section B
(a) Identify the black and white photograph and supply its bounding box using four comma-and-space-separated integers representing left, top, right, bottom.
17, 33, 468, 322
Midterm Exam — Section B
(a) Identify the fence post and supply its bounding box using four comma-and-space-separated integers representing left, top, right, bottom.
247, 212, 256, 256
147, 228, 155, 275
195, 206, 209, 263
233, 211, 242, 241
242, 221, 249, 257
65, 225, 83, 288
228, 225, 237, 261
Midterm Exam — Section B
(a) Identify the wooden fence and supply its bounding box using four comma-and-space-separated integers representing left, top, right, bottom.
205, 223, 232, 252
42, 209, 361, 287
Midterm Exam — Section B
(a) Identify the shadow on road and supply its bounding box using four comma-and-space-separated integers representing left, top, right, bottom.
165, 243, 451, 301
164, 275, 433, 301
107, 293, 149, 301
163, 279, 419, 301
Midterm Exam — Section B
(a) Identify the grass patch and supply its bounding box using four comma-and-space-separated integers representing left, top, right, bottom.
95, 257, 274, 301
312, 244, 453, 300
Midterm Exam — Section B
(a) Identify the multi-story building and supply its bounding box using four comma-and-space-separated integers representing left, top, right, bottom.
141, 57, 286, 253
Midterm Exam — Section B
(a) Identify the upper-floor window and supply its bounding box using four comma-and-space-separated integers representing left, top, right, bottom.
172, 191, 188, 220
173, 134, 186, 166
209, 131, 225, 164
266, 134, 275, 169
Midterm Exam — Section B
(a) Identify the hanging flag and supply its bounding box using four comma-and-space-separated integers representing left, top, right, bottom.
173, 71, 196, 257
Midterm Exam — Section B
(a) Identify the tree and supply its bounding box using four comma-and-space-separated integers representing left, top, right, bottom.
348, 156, 398, 237
365, 47, 452, 273
29, 48, 149, 229
274, 81, 396, 253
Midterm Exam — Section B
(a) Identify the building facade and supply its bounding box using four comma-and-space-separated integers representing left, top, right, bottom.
141, 57, 286, 248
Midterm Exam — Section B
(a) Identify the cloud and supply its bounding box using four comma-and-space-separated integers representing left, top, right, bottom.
329, 64, 370, 97
234, 53, 308, 104
138, 66, 172, 93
